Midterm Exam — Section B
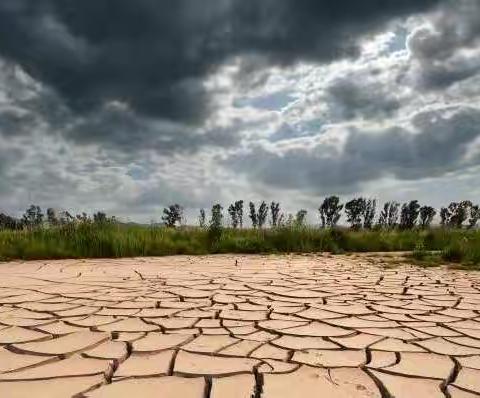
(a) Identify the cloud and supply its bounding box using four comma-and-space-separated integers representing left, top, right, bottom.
66, 103, 240, 154
407, 0, 480, 88
227, 106, 480, 194
3, 0, 480, 222
0, 137, 27, 198
325, 77, 401, 120
0, 0, 442, 127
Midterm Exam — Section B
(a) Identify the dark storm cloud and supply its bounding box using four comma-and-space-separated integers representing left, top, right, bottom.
0, 0, 442, 128
0, 145, 25, 194
326, 78, 401, 120
407, 0, 480, 89
66, 105, 240, 154
228, 107, 480, 193
0, 109, 36, 137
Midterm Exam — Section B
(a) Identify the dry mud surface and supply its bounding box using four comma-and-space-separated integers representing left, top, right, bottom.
0, 254, 480, 397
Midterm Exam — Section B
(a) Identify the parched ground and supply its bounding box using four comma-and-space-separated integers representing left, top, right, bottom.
0, 254, 480, 398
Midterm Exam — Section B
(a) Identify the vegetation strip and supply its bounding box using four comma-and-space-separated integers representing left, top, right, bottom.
1, 197, 479, 265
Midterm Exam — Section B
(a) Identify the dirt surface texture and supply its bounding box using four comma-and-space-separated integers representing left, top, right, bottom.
0, 254, 480, 397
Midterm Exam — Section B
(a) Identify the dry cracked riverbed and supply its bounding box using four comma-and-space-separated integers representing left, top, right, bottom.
1, 254, 480, 397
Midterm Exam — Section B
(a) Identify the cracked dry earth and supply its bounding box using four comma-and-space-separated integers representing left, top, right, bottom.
1, 255, 480, 397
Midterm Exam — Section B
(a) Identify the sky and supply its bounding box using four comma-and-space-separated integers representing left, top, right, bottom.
1, 0, 480, 223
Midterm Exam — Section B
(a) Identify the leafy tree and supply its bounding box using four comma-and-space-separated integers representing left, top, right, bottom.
210, 204, 223, 231
295, 210, 308, 227
258, 201, 268, 228
441, 201, 472, 228
468, 205, 480, 229
419, 206, 436, 228
59, 211, 75, 225
363, 199, 376, 229
440, 207, 449, 227
386, 202, 400, 227
270, 202, 281, 227
208, 204, 224, 243
198, 209, 206, 228
210, 204, 223, 229
92, 212, 106, 223
345, 198, 376, 229
235, 201, 244, 228
378, 201, 400, 228
78, 212, 91, 223
162, 204, 183, 228
228, 204, 238, 228
319, 196, 343, 228
249, 202, 257, 228
22, 205, 43, 228
228, 201, 244, 229
447, 201, 472, 228
345, 198, 365, 230
46, 208, 58, 226
399, 200, 420, 230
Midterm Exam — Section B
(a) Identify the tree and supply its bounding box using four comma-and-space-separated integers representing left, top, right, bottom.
419, 206, 436, 228
235, 201, 244, 228
199, 209, 206, 228
378, 201, 400, 228
162, 204, 183, 228
77, 212, 91, 223
345, 198, 365, 230
468, 205, 480, 229
249, 202, 258, 228
363, 199, 376, 229
228, 204, 238, 228
22, 205, 43, 228
270, 202, 281, 227
447, 201, 472, 228
295, 210, 308, 227
208, 204, 223, 243
377, 204, 388, 228
345, 198, 376, 230
440, 207, 449, 227
441, 201, 472, 228
209, 204, 223, 230
46, 208, 58, 226
228, 201, 244, 229
93, 212, 106, 223
319, 196, 343, 228
258, 201, 268, 228
59, 211, 75, 225
399, 200, 420, 230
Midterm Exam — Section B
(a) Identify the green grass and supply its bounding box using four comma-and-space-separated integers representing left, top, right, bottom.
0, 224, 479, 267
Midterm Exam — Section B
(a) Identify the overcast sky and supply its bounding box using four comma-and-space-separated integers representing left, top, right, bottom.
1, 0, 480, 223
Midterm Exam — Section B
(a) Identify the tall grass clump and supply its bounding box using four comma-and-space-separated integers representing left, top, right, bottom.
441, 232, 480, 266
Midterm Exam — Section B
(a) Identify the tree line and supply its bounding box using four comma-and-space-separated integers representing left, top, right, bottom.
0, 206, 115, 230
1, 198, 479, 231
161, 197, 480, 230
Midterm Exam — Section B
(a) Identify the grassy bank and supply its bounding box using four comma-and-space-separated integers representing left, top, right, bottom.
0, 223, 479, 267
